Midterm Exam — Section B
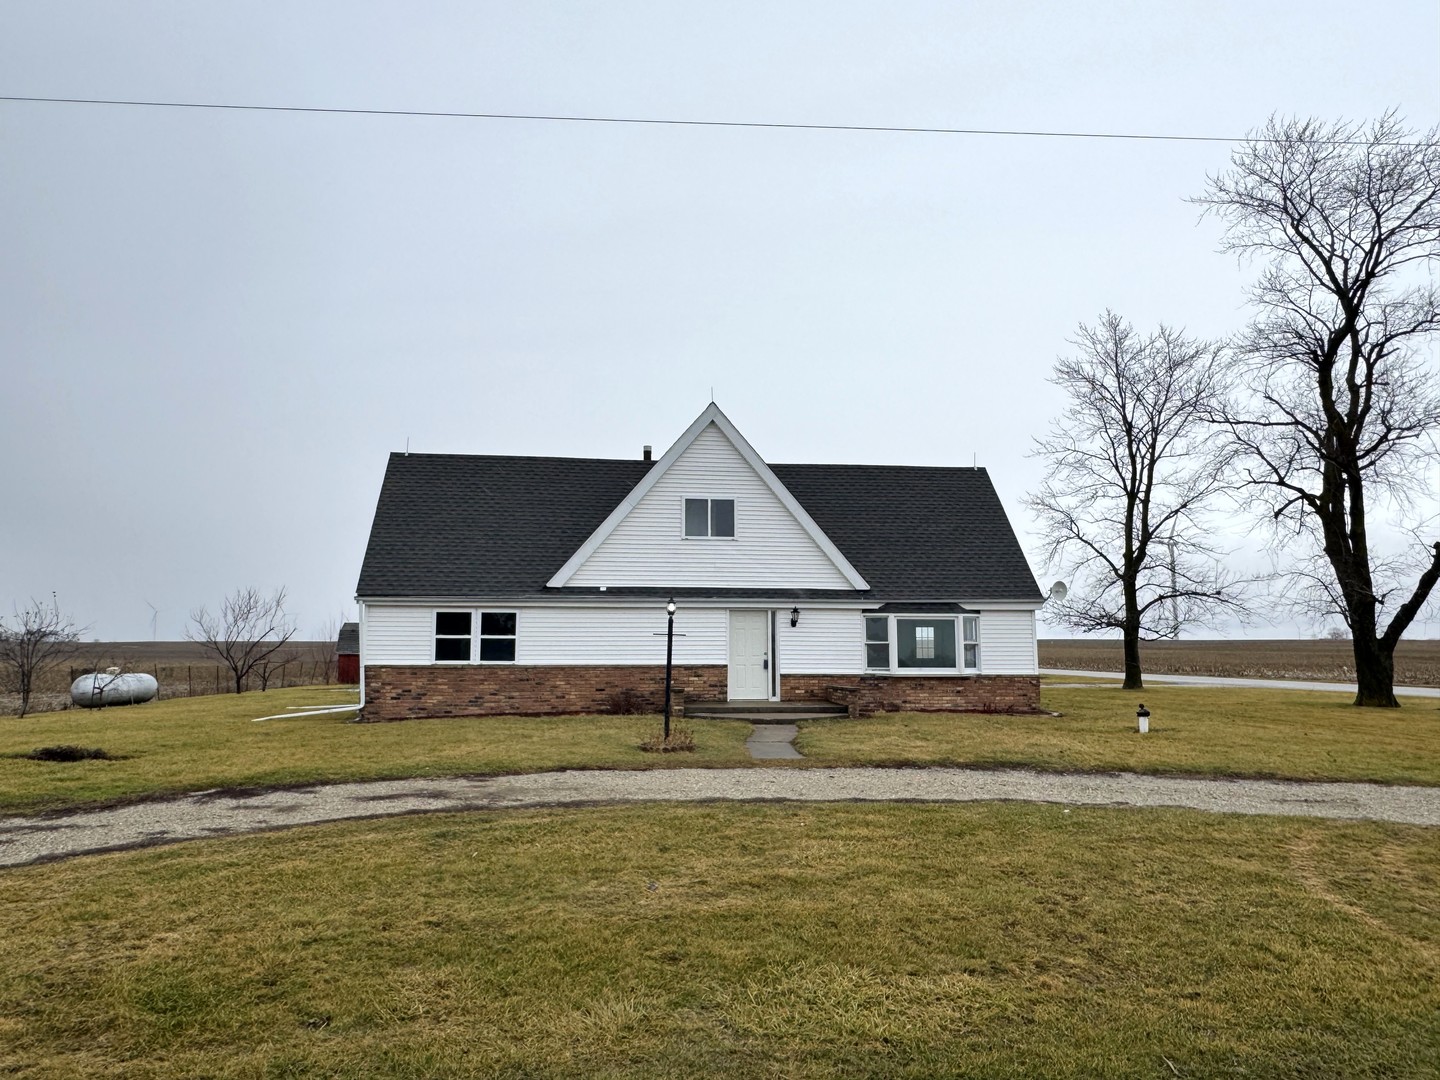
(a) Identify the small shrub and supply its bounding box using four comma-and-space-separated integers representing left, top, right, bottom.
605, 689, 648, 715
28, 745, 112, 762
639, 726, 696, 753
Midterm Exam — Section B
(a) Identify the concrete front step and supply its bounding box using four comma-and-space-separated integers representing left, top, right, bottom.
692, 711, 842, 723
686, 700, 847, 723
686, 700, 846, 714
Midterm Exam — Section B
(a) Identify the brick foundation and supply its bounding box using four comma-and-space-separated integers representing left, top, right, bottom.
362, 664, 1040, 720
361, 664, 728, 721
782, 673, 1041, 716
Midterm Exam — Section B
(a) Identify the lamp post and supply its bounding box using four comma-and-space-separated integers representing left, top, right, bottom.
663, 598, 676, 741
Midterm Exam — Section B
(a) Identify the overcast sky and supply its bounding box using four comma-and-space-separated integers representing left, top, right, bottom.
2, 1, 1437, 642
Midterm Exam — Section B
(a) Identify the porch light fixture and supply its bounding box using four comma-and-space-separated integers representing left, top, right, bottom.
790, 606, 801, 628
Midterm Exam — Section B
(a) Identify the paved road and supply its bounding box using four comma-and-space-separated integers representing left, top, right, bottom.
3, 767, 1436, 868
1041, 668, 1440, 698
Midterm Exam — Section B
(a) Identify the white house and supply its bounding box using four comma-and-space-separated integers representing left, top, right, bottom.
355, 403, 1042, 720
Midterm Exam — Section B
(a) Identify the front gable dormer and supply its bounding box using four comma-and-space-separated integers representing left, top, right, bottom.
547, 404, 868, 590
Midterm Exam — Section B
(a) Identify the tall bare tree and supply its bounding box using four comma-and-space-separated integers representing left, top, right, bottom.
0, 596, 81, 717
188, 587, 297, 694
1194, 113, 1440, 707
1028, 313, 1243, 689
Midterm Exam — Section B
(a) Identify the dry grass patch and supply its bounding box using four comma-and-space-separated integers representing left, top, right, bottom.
797, 683, 1440, 785
0, 688, 753, 815
0, 803, 1435, 1078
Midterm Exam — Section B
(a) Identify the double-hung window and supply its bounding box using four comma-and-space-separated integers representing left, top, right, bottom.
864, 617, 890, 670
434, 610, 518, 663
478, 612, 517, 662
683, 498, 736, 538
434, 612, 472, 662
863, 614, 980, 673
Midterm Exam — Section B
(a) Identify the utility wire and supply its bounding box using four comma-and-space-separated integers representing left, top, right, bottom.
2, 94, 1420, 146
0, 94, 1304, 144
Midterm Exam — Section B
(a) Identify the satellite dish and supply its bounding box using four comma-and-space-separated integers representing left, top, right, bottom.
1047, 581, 1068, 603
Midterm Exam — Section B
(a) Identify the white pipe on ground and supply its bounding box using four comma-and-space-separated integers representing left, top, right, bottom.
251, 704, 361, 723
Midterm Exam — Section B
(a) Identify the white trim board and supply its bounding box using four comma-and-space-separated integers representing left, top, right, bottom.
545, 403, 870, 590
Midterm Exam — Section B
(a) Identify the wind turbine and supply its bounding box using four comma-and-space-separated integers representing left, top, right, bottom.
145, 600, 159, 642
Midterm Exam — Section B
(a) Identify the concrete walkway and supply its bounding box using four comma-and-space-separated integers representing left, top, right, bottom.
1041, 668, 1440, 698
3, 767, 1437, 868
745, 723, 802, 760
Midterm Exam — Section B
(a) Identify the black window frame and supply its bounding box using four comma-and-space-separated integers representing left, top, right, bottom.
478, 610, 518, 663
433, 609, 519, 664
434, 610, 473, 663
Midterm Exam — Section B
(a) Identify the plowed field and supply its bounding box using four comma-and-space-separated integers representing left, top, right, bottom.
1039, 638, 1440, 686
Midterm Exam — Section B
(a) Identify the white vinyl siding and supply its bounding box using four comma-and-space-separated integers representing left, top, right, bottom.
362, 606, 436, 665
976, 609, 1038, 675
361, 604, 729, 666
363, 604, 1038, 673
775, 608, 865, 675
517, 607, 726, 665
777, 609, 1037, 677
566, 423, 854, 589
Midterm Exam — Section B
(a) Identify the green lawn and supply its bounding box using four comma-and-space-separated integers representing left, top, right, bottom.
1, 803, 1435, 1078
0, 688, 753, 815
3, 682, 1439, 817
799, 683, 1440, 786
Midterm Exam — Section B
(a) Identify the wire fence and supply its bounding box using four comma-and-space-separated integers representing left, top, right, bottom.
63, 660, 342, 701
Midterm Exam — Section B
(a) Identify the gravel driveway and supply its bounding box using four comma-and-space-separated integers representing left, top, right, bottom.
3, 767, 1437, 868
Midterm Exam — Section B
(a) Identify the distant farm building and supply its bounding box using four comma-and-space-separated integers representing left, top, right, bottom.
337, 622, 360, 684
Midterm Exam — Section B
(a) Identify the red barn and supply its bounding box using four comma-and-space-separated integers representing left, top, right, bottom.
337, 621, 359, 684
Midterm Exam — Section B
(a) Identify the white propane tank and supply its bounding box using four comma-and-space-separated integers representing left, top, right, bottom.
70, 668, 159, 708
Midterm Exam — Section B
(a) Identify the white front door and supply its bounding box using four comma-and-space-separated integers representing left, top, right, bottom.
728, 610, 770, 700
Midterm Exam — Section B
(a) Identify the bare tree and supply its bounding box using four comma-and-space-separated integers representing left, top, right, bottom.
1194, 112, 1440, 707
255, 648, 302, 691
187, 587, 297, 694
0, 596, 82, 717
316, 612, 342, 684
1028, 313, 1244, 689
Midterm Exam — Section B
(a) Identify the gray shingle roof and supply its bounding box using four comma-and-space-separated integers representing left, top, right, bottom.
337, 622, 359, 654
771, 464, 1041, 601
356, 453, 1040, 602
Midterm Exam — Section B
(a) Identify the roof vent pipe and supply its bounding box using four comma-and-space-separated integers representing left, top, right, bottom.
643, 445, 652, 461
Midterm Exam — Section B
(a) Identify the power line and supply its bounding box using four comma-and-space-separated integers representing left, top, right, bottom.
0, 94, 1285, 144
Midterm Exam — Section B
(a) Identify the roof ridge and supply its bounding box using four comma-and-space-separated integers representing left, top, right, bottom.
773, 462, 990, 472
389, 451, 654, 465
388, 451, 989, 473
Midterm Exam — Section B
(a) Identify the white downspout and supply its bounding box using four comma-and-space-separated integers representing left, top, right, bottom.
357, 600, 367, 711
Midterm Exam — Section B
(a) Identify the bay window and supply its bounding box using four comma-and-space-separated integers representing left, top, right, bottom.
863, 613, 979, 673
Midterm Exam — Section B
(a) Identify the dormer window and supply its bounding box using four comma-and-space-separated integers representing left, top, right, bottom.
683, 498, 736, 538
